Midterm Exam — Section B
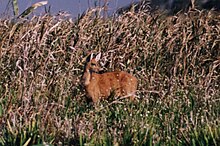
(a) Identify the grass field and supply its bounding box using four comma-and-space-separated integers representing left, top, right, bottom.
0, 8, 219, 145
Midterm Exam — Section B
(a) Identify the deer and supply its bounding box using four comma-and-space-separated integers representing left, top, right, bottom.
82, 52, 137, 103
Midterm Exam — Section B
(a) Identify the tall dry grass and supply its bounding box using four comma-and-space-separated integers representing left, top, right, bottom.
0, 8, 219, 145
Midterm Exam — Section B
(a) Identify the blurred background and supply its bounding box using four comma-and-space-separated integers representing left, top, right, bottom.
0, 0, 220, 18
0, 0, 138, 18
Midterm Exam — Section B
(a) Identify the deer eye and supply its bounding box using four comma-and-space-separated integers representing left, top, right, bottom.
91, 63, 96, 66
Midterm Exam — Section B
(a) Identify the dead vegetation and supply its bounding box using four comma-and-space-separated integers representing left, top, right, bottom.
0, 8, 219, 145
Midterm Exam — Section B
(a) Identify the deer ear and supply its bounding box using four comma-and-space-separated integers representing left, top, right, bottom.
95, 52, 101, 61
90, 53, 94, 61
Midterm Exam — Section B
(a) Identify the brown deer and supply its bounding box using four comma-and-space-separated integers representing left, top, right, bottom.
82, 53, 137, 103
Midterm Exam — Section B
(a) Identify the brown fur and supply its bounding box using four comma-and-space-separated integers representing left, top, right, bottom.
82, 53, 137, 103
